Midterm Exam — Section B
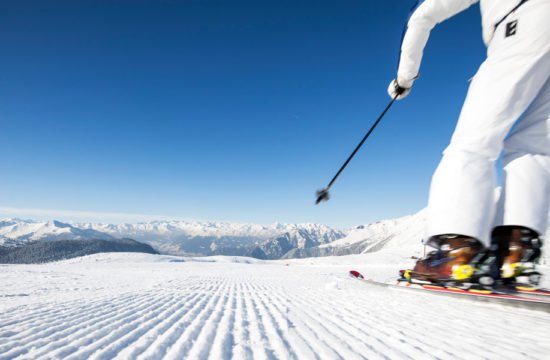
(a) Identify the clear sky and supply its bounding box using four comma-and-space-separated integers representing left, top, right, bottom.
0, 1, 487, 228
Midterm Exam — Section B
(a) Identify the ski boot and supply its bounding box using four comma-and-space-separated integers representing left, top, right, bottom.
459, 226, 544, 293
491, 225, 543, 288
405, 234, 485, 284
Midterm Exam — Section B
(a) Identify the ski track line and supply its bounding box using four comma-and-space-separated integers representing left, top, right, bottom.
135, 282, 220, 360
238, 281, 271, 360
368, 289, 515, 358
274, 274, 376, 359
291, 286, 435, 360
0, 292, 156, 359
19, 292, 176, 360
283, 303, 342, 359
260, 280, 343, 360
3, 264, 550, 360
254, 285, 318, 360
242, 281, 292, 360
60, 292, 185, 360
249, 283, 295, 360
231, 283, 254, 360
8, 290, 154, 329
270, 282, 370, 358
0, 292, 138, 330
65, 283, 201, 360
337, 281, 487, 359
150, 279, 228, 359
205, 283, 236, 360
172, 281, 232, 359
9, 291, 168, 360
291, 273, 511, 360
84, 292, 184, 360
2, 281, 202, 360
131, 292, 212, 359
347, 279, 546, 359
270, 274, 382, 359
269, 289, 392, 360
112, 292, 204, 359
282, 289, 383, 360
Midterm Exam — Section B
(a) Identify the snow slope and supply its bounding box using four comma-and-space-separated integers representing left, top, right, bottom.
295, 209, 550, 265
285, 210, 427, 260
0, 219, 113, 247
1, 252, 549, 359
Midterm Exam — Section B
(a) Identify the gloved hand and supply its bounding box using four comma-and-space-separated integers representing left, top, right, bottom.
387, 78, 413, 100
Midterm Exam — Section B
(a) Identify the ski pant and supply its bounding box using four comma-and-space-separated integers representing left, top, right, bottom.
427, 0, 550, 246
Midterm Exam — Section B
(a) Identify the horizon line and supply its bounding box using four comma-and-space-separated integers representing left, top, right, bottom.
0, 205, 345, 227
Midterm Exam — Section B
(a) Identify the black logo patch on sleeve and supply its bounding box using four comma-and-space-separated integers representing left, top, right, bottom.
505, 20, 518, 37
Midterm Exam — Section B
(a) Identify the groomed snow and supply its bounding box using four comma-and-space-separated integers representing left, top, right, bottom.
1, 253, 549, 359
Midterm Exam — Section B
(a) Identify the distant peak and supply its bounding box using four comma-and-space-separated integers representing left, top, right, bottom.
52, 220, 72, 228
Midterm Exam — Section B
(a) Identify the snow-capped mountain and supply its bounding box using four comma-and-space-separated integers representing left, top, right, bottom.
283, 210, 426, 260
0, 219, 113, 247
0, 238, 158, 264
84, 221, 345, 257
284, 209, 550, 265
248, 225, 346, 259
82, 221, 289, 240
0, 218, 345, 258
2, 213, 548, 263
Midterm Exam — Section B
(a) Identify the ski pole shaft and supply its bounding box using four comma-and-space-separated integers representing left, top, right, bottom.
327, 96, 397, 189
316, 95, 398, 204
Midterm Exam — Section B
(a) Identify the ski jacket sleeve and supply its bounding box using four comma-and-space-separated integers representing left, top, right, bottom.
397, 0, 479, 87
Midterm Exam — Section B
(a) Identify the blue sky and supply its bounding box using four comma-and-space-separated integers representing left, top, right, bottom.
0, 1, 486, 227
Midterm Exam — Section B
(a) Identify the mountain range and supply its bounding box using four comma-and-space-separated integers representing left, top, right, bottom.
0, 238, 158, 264
0, 218, 345, 259
1, 212, 548, 264
0, 219, 114, 246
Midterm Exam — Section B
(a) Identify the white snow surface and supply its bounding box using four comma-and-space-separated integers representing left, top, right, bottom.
0, 219, 113, 246
1, 252, 549, 359
320, 209, 550, 265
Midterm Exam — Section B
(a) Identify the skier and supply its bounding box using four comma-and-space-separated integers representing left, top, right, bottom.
389, 0, 549, 287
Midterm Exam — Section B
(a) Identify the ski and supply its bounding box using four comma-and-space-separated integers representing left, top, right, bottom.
395, 269, 550, 300
349, 270, 550, 313
514, 286, 550, 300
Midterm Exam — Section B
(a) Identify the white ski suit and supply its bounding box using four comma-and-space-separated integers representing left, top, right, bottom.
397, 0, 550, 245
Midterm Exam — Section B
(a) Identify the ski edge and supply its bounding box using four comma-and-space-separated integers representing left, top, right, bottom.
348, 270, 550, 314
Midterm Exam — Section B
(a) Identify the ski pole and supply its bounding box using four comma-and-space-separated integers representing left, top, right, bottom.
316, 95, 398, 205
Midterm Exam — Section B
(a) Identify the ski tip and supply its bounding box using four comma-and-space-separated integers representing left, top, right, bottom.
349, 270, 364, 279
